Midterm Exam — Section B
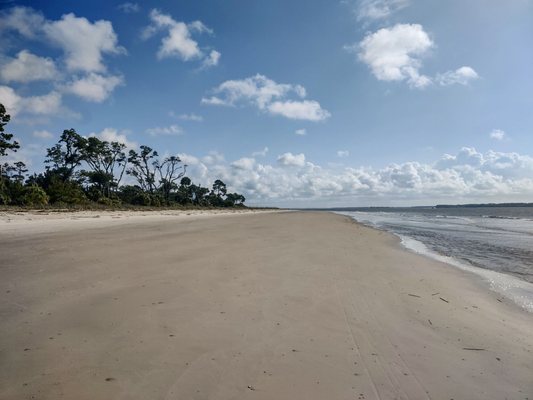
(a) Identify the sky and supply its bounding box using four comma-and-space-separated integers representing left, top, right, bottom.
1, 0, 533, 207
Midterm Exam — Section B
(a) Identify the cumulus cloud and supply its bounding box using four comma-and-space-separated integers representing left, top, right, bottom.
0, 86, 22, 115
356, 24, 433, 88
2, 7, 124, 73
0, 6, 45, 38
142, 9, 219, 67
202, 74, 304, 108
1, 50, 58, 83
145, 124, 183, 137
202, 74, 330, 121
0, 85, 63, 116
201, 96, 228, 106
0, 7, 125, 108
89, 127, 138, 148
277, 152, 306, 167
295, 128, 307, 136
356, 0, 410, 21
436, 66, 479, 86
202, 151, 225, 165
490, 129, 507, 141
353, 24, 480, 89
43, 13, 125, 73
268, 100, 331, 121
202, 50, 221, 68
188, 21, 213, 35
65, 73, 123, 102
24, 92, 62, 114
231, 157, 256, 170
175, 147, 533, 206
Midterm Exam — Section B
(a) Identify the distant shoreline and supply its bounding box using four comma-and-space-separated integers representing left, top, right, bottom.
296, 202, 533, 211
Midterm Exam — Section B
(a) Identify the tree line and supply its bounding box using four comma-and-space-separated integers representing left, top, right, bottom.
0, 104, 246, 208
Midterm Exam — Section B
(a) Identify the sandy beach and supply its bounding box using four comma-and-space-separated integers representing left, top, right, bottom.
1, 211, 532, 399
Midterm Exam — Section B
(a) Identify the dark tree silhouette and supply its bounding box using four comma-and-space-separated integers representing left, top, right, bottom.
81, 137, 127, 198
212, 179, 227, 197
126, 146, 159, 193
157, 155, 186, 202
0, 104, 247, 208
0, 104, 19, 158
0, 104, 20, 183
45, 129, 86, 182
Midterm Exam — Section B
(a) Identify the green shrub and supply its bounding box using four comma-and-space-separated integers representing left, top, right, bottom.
0, 179, 10, 205
20, 185, 49, 207
97, 196, 122, 207
46, 179, 88, 205
118, 185, 153, 206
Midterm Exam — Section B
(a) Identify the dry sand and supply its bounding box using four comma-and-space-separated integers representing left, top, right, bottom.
0, 211, 532, 399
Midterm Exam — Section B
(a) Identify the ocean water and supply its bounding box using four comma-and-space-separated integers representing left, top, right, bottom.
336, 207, 533, 312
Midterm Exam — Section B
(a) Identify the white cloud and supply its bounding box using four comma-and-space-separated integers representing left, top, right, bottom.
202, 50, 221, 68
178, 153, 201, 166
268, 100, 331, 121
65, 73, 123, 102
202, 74, 330, 121
231, 157, 256, 170
202, 74, 303, 108
24, 91, 63, 115
490, 129, 507, 141
0, 6, 45, 39
118, 2, 140, 13
356, 24, 434, 88
277, 152, 306, 167
1, 50, 58, 83
0, 86, 63, 116
145, 10, 200, 60
90, 127, 137, 148
142, 9, 219, 67
337, 150, 350, 158
356, 0, 410, 21
201, 96, 229, 106
32, 130, 54, 139
44, 13, 125, 73
0, 86, 22, 116
354, 24, 479, 89
202, 151, 225, 165
145, 124, 183, 137
295, 128, 307, 136
0, 7, 125, 106
175, 147, 533, 206
188, 21, 213, 35
436, 66, 479, 86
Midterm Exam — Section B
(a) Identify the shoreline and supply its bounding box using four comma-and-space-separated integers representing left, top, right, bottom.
1, 211, 532, 399
337, 211, 533, 314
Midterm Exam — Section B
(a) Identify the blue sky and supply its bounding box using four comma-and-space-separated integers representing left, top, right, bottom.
1, 0, 533, 206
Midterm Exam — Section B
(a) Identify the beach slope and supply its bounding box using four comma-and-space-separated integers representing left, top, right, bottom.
1, 211, 532, 399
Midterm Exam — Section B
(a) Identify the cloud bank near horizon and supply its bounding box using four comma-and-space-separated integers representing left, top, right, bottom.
172, 146, 533, 206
